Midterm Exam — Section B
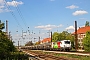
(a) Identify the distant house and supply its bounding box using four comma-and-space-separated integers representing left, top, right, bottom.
40, 38, 51, 44
72, 26, 90, 50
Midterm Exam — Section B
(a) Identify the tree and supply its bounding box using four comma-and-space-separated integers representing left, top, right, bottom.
83, 31, 90, 52
66, 33, 74, 48
35, 42, 40, 45
0, 30, 16, 59
59, 31, 69, 40
0, 21, 16, 59
52, 32, 59, 42
25, 41, 33, 46
0, 20, 5, 31
85, 21, 90, 26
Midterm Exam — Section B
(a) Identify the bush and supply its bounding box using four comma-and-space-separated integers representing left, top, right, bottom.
83, 31, 90, 52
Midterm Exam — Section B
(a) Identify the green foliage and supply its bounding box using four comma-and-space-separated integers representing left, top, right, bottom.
44, 52, 90, 60
52, 32, 59, 42
0, 20, 5, 31
83, 31, 90, 52
0, 31, 16, 59
35, 41, 40, 45
60, 31, 68, 39
25, 41, 33, 46
0, 52, 29, 60
0, 21, 28, 59
85, 21, 90, 26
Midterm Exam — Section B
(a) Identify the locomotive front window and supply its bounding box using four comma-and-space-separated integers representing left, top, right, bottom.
64, 41, 70, 44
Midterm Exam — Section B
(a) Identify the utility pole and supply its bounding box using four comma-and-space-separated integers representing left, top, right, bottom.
39, 36, 40, 44
39, 30, 40, 44
51, 31, 52, 42
11, 36, 12, 42
51, 31, 53, 48
75, 21, 78, 51
6, 20, 8, 35
9, 32, 11, 40
18, 41, 19, 49
22, 30, 23, 39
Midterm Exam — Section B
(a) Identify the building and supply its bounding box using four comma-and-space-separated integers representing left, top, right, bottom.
40, 38, 51, 44
72, 26, 90, 50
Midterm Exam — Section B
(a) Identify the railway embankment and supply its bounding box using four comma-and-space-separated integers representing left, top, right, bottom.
22, 49, 79, 60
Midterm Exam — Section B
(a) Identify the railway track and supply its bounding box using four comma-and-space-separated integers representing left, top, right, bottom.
22, 49, 78, 60
43, 50, 90, 56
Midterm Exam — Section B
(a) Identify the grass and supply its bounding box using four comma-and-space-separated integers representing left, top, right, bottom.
29, 50, 90, 60
44, 52, 90, 60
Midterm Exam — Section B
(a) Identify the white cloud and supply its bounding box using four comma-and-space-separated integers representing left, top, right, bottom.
73, 10, 88, 16
57, 24, 63, 27
0, 6, 4, 9
0, 0, 23, 13
0, 0, 3, 3
7, 1, 23, 7
0, 7, 12, 13
35, 24, 63, 30
66, 26, 74, 30
0, 0, 4, 5
44, 28, 52, 30
66, 5, 79, 9
0, 0, 4, 13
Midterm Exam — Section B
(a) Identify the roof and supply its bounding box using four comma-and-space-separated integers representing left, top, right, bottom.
41, 38, 51, 43
73, 26, 90, 34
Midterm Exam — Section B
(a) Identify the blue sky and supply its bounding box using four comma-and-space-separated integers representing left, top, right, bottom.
0, 0, 90, 46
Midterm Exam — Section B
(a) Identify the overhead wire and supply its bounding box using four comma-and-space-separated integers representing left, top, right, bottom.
4, 0, 30, 45
3, 0, 25, 46
3, 0, 23, 30
12, 0, 28, 29
12, 0, 30, 41
12, 0, 30, 44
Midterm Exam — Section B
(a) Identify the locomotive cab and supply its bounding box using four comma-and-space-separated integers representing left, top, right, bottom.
60, 40, 71, 51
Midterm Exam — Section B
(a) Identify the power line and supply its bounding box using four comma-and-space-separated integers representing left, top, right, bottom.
3, 0, 30, 46
3, 0, 23, 29
13, 0, 28, 28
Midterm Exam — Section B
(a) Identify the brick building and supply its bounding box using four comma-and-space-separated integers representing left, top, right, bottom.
40, 38, 51, 44
73, 26, 90, 50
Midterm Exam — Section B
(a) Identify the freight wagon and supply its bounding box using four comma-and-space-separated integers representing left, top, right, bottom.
21, 40, 72, 51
